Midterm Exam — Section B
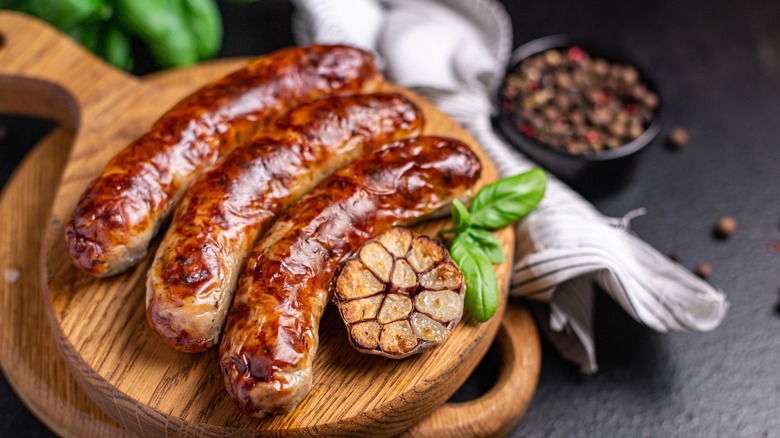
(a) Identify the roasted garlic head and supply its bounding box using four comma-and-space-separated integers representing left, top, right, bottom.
333, 228, 465, 358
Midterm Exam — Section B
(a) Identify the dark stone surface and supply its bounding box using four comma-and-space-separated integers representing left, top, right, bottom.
502, 0, 780, 436
1, 0, 778, 436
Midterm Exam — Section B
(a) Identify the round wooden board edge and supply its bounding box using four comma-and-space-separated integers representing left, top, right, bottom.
0, 127, 132, 437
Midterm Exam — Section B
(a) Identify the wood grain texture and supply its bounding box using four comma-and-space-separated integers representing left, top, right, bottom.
0, 11, 540, 437
403, 302, 541, 438
0, 126, 541, 438
0, 126, 540, 438
0, 128, 539, 438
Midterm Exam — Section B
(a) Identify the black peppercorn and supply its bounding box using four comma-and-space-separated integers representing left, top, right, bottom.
694, 263, 713, 279
714, 216, 737, 238
668, 127, 689, 148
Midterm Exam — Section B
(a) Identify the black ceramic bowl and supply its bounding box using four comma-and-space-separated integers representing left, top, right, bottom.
494, 35, 663, 190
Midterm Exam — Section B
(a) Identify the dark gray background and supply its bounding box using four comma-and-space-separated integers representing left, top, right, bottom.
1, 0, 778, 436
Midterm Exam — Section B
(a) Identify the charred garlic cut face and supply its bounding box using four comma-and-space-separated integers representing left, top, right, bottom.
334, 228, 465, 359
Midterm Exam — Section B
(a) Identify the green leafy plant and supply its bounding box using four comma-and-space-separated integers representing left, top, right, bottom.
1, 0, 255, 70
446, 168, 547, 322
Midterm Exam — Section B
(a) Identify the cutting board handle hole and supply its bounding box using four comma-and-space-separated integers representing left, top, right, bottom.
446, 340, 501, 402
0, 33, 5, 50
0, 76, 80, 129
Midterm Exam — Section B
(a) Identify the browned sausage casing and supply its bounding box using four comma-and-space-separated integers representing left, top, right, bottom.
146, 93, 424, 352
220, 136, 482, 418
65, 45, 380, 277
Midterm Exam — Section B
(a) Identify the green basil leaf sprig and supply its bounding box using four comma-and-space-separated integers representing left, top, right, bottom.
450, 234, 498, 323
448, 168, 547, 322
181, 0, 223, 60
27, 0, 107, 31
101, 20, 133, 71
461, 228, 505, 264
451, 198, 471, 229
470, 168, 547, 229
4, 0, 235, 70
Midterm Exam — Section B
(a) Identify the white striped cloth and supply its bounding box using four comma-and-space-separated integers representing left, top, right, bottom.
291, 0, 728, 373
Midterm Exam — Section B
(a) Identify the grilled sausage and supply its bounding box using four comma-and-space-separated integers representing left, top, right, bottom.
220, 136, 482, 418
146, 93, 424, 352
66, 45, 380, 277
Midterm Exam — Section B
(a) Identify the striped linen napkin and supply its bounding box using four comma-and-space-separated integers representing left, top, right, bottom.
291, 0, 728, 373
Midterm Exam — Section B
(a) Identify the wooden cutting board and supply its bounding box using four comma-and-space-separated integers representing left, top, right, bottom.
0, 127, 540, 438
0, 11, 541, 437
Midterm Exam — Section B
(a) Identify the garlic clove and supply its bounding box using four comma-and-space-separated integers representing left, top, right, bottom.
390, 259, 416, 291
377, 293, 413, 324
336, 259, 384, 300
379, 320, 418, 355
419, 261, 463, 291
360, 242, 393, 282
351, 321, 381, 349
411, 313, 449, 343
379, 227, 412, 257
407, 236, 445, 272
340, 294, 384, 324
415, 290, 463, 323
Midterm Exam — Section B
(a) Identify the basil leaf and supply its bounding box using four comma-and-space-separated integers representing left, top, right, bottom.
450, 234, 498, 322
470, 168, 547, 230
27, 0, 105, 31
451, 198, 471, 230
101, 21, 134, 70
181, 0, 223, 60
463, 228, 505, 264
